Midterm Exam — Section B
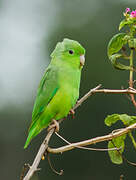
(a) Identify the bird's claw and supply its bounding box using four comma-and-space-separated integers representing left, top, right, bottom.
69, 109, 75, 118
47, 119, 59, 132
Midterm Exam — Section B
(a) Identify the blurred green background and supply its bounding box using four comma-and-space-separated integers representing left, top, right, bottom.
0, 0, 136, 179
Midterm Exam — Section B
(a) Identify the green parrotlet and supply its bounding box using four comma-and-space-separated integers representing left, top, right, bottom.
24, 38, 85, 148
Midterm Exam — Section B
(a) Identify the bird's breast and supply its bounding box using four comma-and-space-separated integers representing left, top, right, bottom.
53, 66, 81, 119
53, 86, 78, 120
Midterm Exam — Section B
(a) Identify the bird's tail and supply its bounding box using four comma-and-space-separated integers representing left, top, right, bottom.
24, 121, 40, 149
24, 108, 55, 148
24, 115, 52, 149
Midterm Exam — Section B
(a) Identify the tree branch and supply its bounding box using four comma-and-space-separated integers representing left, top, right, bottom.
22, 84, 136, 180
23, 129, 54, 180
47, 123, 136, 154
93, 87, 136, 94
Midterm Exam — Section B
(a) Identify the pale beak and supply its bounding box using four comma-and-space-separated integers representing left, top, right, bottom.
80, 55, 85, 66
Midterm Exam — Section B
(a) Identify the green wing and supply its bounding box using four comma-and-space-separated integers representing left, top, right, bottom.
24, 65, 59, 148
32, 65, 59, 123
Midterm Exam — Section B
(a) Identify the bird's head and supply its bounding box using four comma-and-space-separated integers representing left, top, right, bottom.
51, 38, 85, 69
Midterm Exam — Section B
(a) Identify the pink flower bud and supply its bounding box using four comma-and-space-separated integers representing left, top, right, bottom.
130, 10, 136, 18
125, 8, 130, 13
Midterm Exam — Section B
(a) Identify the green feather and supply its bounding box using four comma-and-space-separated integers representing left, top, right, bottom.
24, 38, 85, 148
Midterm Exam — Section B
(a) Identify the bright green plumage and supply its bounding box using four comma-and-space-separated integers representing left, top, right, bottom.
24, 38, 85, 148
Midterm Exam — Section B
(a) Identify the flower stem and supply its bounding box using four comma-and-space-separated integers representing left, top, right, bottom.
128, 132, 136, 149
129, 49, 136, 107
129, 50, 133, 85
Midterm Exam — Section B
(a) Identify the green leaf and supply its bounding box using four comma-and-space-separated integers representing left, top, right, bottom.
119, 19, 134, 30
105, 114, 136, 127
105, 114, 136, 162
131, 116, 136, 124
119, 19, 126, 31
109, 53, 132, 71
119, 114, 134, 126
128, 38, 136, 49
107, 33, 127, 57
108, 135, 126, 164
105, 114, 120, 126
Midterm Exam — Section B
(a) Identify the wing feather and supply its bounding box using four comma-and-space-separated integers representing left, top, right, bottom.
32, 66, 59, 122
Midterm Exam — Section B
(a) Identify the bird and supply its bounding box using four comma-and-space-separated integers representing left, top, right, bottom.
24, 38, 85, 148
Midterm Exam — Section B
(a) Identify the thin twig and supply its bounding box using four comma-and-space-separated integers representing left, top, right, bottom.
48, 123, 136, 154
73, 84, 101, 109
55, 132, 121, 152
74, 86, 136, 110
129, 49, 136, 107
47, 153, 63, 175
91, 88, 136, 95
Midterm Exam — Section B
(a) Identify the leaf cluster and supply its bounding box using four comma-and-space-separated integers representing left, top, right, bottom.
106, 9, 136, 164
107, 12, 136, 71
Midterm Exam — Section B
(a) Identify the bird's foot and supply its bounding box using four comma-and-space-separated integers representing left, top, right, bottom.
47, 119, 59, 132
69, 109, 75, 119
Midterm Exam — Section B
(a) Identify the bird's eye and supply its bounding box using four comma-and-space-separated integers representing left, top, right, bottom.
69, 50, 74, 54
